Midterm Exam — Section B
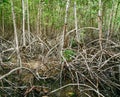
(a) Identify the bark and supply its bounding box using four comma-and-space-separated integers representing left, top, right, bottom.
63, 0, 70, 48
98, 0, 102, 50
107, 1, 114, 41
74, 1, 79, 42
36, 0, 41, 35
22, 0, 26, 46
10, 0, 22, 67
26, 0, 30, 46
2, 9, 4, 36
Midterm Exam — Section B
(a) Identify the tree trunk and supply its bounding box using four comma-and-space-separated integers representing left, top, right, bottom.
22, 0, 26, 46
98, 0, 102, 50
10, 0, 21, 67
63, 0, 70, 48
26, 0, 31, 46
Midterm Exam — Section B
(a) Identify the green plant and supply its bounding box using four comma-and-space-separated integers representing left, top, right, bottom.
63, 49, 75, 61
67, 92, 76, 97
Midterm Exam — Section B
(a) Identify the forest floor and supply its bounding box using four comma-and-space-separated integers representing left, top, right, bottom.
0, 34, 120, 97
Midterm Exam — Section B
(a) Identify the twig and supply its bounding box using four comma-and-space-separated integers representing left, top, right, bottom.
0, 67, 38, 80
49, 83, 104, 97
98, 53, 120, 70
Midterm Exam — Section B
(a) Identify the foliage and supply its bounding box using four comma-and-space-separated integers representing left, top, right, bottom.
0, 0, 120, 97
63, 49, 75, 61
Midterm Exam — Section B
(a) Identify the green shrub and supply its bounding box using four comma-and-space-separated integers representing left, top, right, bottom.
63, 49, 75, 61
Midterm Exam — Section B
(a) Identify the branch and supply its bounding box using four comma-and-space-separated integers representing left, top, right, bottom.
0, 67, 38, 80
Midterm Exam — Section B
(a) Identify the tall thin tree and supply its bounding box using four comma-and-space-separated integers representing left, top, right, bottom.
74, 1, 79, 42
22, 0, 26, 46
10, 0, 21, 67
98, 0, 102, 50
63, 0, 70, 48
26, 0, 31, 47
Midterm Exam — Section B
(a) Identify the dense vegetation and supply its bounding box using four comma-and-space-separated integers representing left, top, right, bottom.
0, 0, 120, 97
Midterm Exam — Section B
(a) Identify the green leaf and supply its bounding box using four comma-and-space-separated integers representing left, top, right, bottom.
63, 49, 75, 61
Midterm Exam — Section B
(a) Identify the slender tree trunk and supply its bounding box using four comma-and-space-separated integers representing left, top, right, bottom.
113, 1, 120, 83
74, 1, 79, 42
22, 0, 26, 46
36, 0, 41, 35
107, 1, 114, 41
2, 7, 4, 36
63, 0, 70, 48
112, 1, 119, 34
26, 0, 31, 46
59, 0, 70, 87
10, 0, 21, 67
39, 7, 42, 36
98, 0, 102, 50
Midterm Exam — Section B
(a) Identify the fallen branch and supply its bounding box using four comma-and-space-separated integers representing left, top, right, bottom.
0, 67, 38, 80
